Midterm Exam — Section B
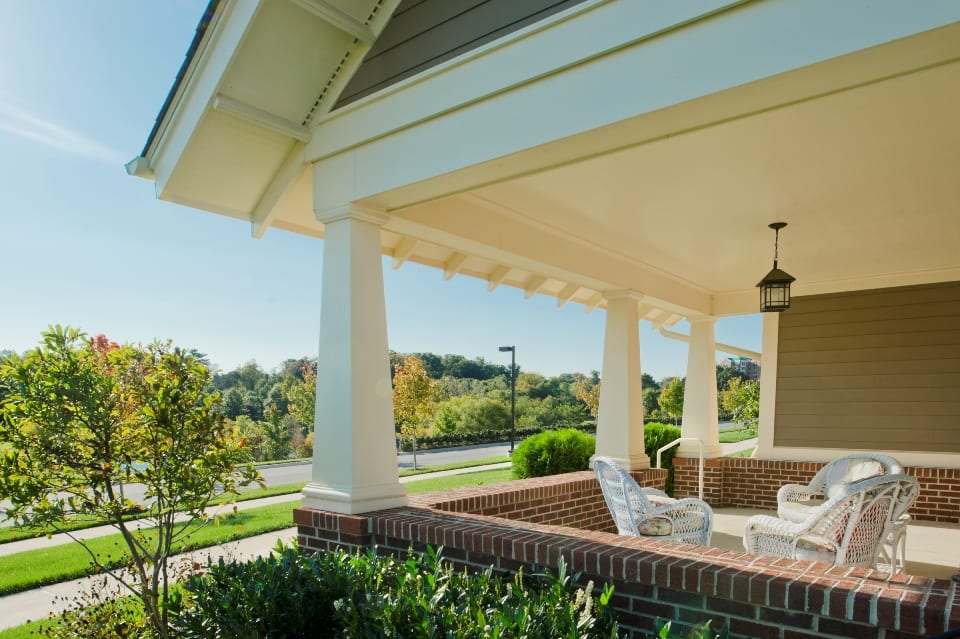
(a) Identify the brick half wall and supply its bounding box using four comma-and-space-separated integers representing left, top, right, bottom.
673, 457, 960, 524
295, 471, 960, 639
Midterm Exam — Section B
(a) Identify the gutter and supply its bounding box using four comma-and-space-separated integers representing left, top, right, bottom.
657, 325, 761, 360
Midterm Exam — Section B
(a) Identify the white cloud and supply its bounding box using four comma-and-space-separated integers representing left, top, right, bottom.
0, 101, 126, 165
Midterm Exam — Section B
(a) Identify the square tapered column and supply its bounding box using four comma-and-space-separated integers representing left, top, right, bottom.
678, 316, 724, 459
301, 204, 407, 514
593, 291, 650, 470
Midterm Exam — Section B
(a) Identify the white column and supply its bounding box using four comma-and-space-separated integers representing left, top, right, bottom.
301, 203, 407, 514
592, 291, 650, 470
755, 311, 779, 458
678, 316, 724, 458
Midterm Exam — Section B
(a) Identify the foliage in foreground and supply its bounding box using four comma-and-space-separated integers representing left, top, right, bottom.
0, 326, 262, 638
174, 544, 621, 639
512, 428, 596, 479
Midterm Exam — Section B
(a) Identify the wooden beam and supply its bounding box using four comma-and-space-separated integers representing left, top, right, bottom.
288, 0, 375, 43
213, 95, 311, 142
524, 275, 547, 300
584, 292, 603, 314
487, 265, 510, 292
556, 282, 579, 308
443, 252, 468, 280
252, 142, 306, 238
391, 237, 417, 269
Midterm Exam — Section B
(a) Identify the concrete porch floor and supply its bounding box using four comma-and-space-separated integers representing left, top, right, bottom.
711, 508, 960, 580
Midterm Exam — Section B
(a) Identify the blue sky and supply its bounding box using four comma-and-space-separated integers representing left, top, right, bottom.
0, 2, 760, 380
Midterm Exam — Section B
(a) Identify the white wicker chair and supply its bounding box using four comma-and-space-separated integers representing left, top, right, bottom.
594, 457, 713, 546
745, 473, 917, 568
776, 453, 903, 523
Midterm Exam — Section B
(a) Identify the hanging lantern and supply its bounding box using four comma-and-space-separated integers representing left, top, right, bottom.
757, 222, 796, 312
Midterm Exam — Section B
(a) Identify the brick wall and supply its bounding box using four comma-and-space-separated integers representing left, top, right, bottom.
295, 472, 960, 639
673, 457, 960, 524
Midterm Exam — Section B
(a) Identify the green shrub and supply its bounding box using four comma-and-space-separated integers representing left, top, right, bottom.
643, 422, 682, 494
512, 428, 595, 479
175, 544, 621, 638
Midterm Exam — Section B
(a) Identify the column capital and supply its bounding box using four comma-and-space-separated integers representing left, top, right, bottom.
315, 203, 389, 226
602, 289, 644, 303
686, 314, 718, 325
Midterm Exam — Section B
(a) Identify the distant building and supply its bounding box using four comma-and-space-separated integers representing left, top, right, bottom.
723, 356, 760, 381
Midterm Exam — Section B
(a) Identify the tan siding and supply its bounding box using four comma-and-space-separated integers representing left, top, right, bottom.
774, 281, 960, 453
336, 0, 589, 107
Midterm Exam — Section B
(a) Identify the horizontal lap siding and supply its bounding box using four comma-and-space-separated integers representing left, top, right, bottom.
775, 282, 960, 453
335, 0, 589, 107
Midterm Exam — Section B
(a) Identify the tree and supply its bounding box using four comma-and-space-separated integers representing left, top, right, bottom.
286, 361, 316, 430
574, 375, 601, 418
0, 326, 261, 638
657, 377, 685, 424
393, 355, 438, 468
719, 377, 760, 432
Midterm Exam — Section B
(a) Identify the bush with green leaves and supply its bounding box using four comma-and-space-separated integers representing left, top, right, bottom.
174, 544, 620, 638
512, 428, 596, 479
642, 422, 682, 493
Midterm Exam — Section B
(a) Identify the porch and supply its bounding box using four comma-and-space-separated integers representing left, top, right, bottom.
296, 469, 960, 639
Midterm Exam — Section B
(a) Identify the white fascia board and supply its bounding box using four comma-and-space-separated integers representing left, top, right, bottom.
306, 1, 960, 205
150, 1, 263, 198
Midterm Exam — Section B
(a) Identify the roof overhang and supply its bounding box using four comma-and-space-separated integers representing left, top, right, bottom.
130, 0, 960, 320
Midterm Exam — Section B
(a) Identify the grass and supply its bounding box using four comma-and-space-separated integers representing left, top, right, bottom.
0, 501, 296, 597
0, 618, 43, 639
718, 428, 757, 444
399, 455, 509, 477
0, 483, 305, 545
405, 468, 514, 493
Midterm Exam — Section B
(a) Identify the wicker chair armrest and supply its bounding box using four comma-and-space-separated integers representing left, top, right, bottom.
777, 484, 819, 504
744, 514, 802, 538
640, 487, 670, 499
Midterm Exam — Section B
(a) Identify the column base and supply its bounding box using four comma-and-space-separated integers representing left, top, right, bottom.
591, 453, 650, 471
301, 482, 408, 515
676, 442, 724, 459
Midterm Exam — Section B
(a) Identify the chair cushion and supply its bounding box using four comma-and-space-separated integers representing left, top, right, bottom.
778, 500, 820, 523
795, 535, 838, 563
825, 460, 884, 498
637, 517, 673, 536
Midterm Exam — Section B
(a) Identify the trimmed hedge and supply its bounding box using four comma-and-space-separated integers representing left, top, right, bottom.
642, 422, 682, 494
512, 428, 596, 479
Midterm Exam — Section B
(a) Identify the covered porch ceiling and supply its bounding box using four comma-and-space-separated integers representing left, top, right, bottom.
132, 0, 960, 320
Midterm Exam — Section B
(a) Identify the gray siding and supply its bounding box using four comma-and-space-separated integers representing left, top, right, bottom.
335, 0, 589, 107
775, 282, 960, 453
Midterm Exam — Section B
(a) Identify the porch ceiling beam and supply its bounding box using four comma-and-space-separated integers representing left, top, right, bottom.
252, 142, 306, 238
487, 265, 510, 292
443, 252, 468, 280
213, 95, 311, 142
556, 282, 579, 308
524, 275, 547, 299
288, 0, 376, 44
391, 237, 417, 269
584, 292, 603, 314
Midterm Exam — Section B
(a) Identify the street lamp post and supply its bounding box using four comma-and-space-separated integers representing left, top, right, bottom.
499, 345, 516, 454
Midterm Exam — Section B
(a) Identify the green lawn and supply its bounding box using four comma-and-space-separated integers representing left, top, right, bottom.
0, 618, 43, 639
399, 455, 509, 477
718, 428, 757, 444
0, 501, 296, 596
405, 468, 514, 493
